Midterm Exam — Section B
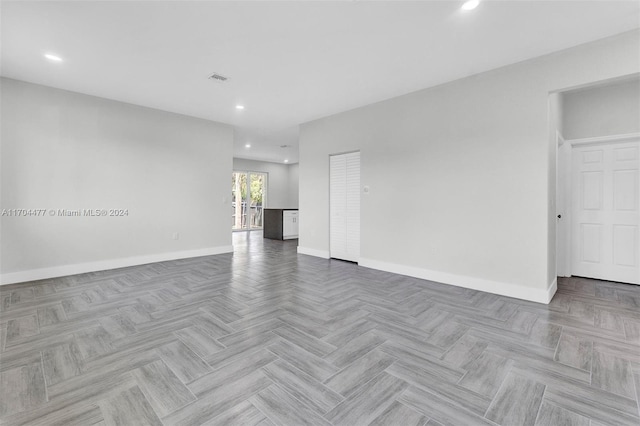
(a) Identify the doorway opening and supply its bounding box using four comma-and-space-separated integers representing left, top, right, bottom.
232, 171, 267, 231
554, 76, 640, 285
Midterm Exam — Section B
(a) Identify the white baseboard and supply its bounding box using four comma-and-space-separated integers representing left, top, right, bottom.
297, 246, 330, 259
0, 245, 234, 285
359, 257, 557, 304
546, 277, 558, 303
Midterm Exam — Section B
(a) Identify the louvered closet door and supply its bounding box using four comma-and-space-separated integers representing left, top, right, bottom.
330, 152, 360, 262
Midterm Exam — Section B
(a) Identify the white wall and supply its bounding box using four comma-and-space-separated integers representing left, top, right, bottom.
233, 158, 298, 208
1, 78, 234, 284
298, 30, 640, 303
288, 163, 299, 208
563, 78, 640, 140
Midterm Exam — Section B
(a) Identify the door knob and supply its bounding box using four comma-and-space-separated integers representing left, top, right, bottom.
557, 214, 562, 219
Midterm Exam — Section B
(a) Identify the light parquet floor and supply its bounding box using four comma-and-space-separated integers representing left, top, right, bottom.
1, 231, 639, 425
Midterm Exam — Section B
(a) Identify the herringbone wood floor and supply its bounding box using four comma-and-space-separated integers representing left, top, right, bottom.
1, 231, 639, 426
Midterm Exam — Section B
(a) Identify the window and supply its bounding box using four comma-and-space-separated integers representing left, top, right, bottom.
232, 171, 267, 230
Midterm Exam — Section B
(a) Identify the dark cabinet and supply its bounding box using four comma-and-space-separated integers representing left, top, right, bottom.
264, 209, 298, 240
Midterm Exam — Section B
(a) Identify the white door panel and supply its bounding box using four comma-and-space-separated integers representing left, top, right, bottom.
330, 152, 360, 262
330, 155, 348, 260
581, 171, 603, 210
283, 211, 298, 239
613, 225, 636, 267
571, 141, 639, 284
580, 224, 602, 263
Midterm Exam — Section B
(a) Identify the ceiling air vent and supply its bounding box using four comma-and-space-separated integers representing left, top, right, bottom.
208, 72, 229, 82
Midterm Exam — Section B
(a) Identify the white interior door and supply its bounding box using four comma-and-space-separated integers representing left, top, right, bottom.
330, 152, 360, 262
571, 140, 639, 284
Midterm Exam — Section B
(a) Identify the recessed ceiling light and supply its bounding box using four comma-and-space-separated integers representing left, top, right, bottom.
245, 144, 251, 148
461, 0, 480, 11
44, 53, 63, 62
236, 105, 245, 110
284, 159, 289, 163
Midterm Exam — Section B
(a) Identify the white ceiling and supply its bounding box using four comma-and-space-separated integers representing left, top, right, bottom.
2, 1, 639, 164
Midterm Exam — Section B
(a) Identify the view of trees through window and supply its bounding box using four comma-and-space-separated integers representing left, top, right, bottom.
232, 172, 266, 230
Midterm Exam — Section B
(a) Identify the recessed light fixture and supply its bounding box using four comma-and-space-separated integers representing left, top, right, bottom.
44, 53, 63, 62
461, 0, 480, 11
284, 159, 289, 163
236, 105, 245, 110
245, 143, 251, 148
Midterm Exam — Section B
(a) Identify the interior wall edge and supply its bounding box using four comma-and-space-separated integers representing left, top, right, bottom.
358, 257, 558, 305
297, 246, 330, 259
0, 245, 234, 286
